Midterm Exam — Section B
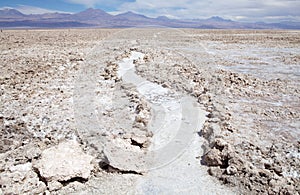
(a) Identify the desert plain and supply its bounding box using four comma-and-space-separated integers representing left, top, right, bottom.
0, 28, 299, 194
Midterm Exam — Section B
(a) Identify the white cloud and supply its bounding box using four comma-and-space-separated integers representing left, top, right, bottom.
117, 0, 300, 22
64, 0, 100, 7
0, 5, 72, 14
63, 0, 127, 8
1, 1, 299, 22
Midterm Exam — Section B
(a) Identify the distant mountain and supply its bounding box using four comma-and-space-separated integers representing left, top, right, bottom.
112, 11, 156, 27
0, 21, 91, 28
71, 8, 112, 21
156, 16, 171, 21
0, 8, 25, 18
38, 13, 71, 19
272, 21, 300, 30
0, 8, 299, 29
115, 11, 149, 21
206, 16, 232, 22
66, 8, 114, 26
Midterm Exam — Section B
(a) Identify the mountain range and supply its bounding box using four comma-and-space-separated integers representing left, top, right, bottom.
0, 8, 299, 29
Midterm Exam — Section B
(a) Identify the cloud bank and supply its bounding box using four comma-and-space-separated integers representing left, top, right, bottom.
1, 0, 299, 22
0, 5, 72, 14
63, 0, 134, 8
117, 0, 300, 22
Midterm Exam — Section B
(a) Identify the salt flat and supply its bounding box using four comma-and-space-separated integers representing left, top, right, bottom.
0, 28, 299, 194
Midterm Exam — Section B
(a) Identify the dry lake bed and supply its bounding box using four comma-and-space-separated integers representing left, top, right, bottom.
0, 28, 299, 194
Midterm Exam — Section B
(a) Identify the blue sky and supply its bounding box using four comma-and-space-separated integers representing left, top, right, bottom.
0, 0, 300, 22
0, 0, 134, 13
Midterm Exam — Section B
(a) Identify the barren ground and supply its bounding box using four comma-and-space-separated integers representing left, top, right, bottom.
0, 29, 299, 194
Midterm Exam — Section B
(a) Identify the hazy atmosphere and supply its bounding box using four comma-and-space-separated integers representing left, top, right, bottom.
1, 0, 300, 22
